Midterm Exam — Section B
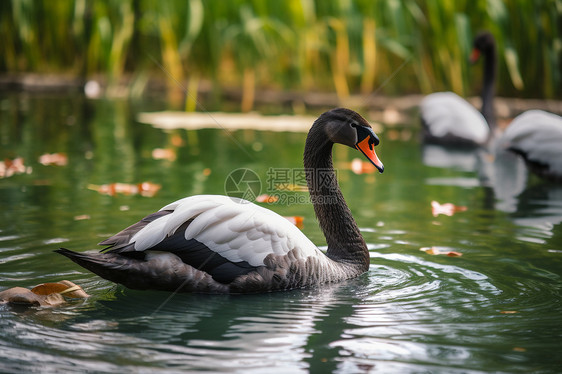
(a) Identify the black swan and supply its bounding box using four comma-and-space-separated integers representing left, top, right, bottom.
420, 32, 497, 146
496, 109, 562, 181
56, 108, 384, 293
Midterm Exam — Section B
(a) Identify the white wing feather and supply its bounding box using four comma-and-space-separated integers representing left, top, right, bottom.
421, 92, 489, 144
500, 110, 562, 173
130, 195, 321, 267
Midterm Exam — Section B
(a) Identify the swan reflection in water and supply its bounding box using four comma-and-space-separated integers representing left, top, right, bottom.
422, 141, 562, 243
41, 248, 501, 373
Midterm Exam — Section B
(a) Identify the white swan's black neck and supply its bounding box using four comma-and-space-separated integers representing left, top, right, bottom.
303, 124, 369, 270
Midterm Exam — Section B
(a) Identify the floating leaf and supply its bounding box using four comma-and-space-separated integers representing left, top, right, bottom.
0, 157, 32, 178
88, 182, 161, 197
74, 214, 91, 221
283, 216, 304, 229
170, 134, 184, 147
152, 148, 176, 161
0, 287, 42, 306
256, 194, 279, 203
31, 280, 89, 299
500, 310, 518, 314
38, 152, 68, 166
275, 183, 308, 192
446, 251, 463, 257
431, 200, 467, 217
0, 287, 65, 306
420, 246, 463, 257
350, 158, 376, 175
0, 280, 88, 308
30, 283, 69, 295
387, 129, 413, 141
138, 182, 162, 197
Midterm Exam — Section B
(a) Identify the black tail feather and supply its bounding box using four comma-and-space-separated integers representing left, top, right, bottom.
55, 248, 143, 287
55, 248, 187, 291
54, 248, 230, 293
56, 248, 112, 268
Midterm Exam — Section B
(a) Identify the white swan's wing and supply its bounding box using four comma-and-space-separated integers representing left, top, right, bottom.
499, 110, 562, 177
101, 195, 321, 282
420, 92, 489, 144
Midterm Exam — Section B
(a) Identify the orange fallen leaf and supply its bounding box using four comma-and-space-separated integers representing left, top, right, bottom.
88, 182, 161, 197
350, 158, 376, 175
31, 283, 70, 295
0, 157, 32, 178
202, 168, 212, 176
383, 108, 401, 125
0, 287, 61, 306
74, 214, 91, 221
446, 251, 463, 257
38, 152, 68, 166
256, 194, 279, 203
0, 280, 89, 307
420, 246, 463, 257
138, 182, 162, 197
152, 148, 176, 161
400, 130, 413, 141
500, 310, 518, 314
431, 200, 467, 217
170, 133, 184, 147
31, 280, 89, 299
275, 183, 308, 192
386, 129, 400, 141
283, 216, 304, 229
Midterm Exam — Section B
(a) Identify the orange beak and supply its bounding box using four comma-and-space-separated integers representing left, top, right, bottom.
470, 48, 480, 63
355, 137, 384, 173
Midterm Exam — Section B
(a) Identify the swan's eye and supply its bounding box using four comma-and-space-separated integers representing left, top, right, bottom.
350, 122, 358, 128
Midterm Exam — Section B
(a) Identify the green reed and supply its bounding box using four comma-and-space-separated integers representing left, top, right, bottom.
1, 0, 560, 108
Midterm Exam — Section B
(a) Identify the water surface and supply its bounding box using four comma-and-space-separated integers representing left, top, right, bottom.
1, 94, 561, 373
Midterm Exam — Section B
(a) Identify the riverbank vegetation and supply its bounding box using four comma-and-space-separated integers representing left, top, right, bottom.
1, 0, 560, 110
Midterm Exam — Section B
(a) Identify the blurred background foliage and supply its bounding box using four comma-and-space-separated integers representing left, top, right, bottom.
1, 0, 561, 106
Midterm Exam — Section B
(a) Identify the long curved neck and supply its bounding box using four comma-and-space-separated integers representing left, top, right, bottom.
481, 45, 496, 129
303, 124, 369, 271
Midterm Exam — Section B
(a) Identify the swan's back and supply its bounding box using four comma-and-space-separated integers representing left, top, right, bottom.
420, 92, 490, 145
128, 195, 320, 266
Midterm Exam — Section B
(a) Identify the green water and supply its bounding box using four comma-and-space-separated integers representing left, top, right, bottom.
1, 93, 561, 373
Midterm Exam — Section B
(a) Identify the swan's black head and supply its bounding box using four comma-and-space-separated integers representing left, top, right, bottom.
316, 108, 384, 173
470, 32, 496, 63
